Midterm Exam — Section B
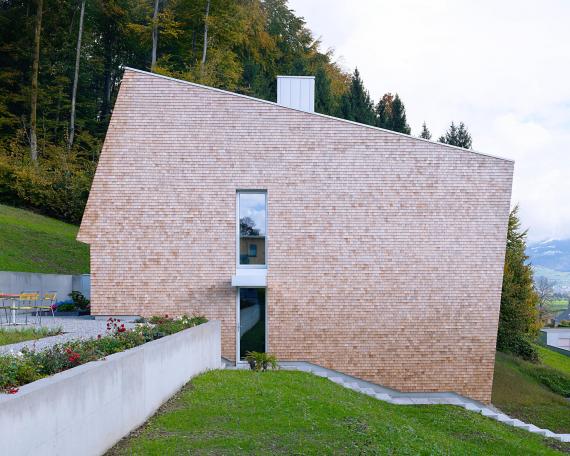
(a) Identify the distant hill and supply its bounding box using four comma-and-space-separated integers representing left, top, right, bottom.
527, 239, 570, 271
527, 239, 570, 293
0, 204, 89, 274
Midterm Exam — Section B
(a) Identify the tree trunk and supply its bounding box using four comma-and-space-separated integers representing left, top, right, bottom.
68, 0, 86, 150
200, 0, 210, 74
151, 0, 159, 71
101, 39, 112, 122
30, 0, 43, 162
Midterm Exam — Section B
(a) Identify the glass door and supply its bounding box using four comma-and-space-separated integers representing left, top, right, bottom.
238, 288, 266, 359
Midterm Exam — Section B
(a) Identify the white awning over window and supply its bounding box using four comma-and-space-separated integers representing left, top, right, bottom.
231, 269, 267, 287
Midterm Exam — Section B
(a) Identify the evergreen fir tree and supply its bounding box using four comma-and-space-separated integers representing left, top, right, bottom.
419, 122, 432, 140
439, 121, 472, 149
375, 93, 410, 134
390, 94, 410, 134
375, 93, 393, 129
315, 66, 333, 115
455, 122, 472, 149
339, 68, 375, 126
497, 206, 540, 361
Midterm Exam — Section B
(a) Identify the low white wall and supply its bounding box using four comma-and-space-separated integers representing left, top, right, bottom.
0, 271, 90, 301
542, 328, 570, 348
0, 320, 221, 456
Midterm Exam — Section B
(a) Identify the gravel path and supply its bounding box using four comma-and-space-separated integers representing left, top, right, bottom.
0, 316, 136, 354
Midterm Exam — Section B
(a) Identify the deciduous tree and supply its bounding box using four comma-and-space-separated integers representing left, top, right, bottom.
68, 0, 86, 150
30, 0, 44, 162
535, 276, 556, 321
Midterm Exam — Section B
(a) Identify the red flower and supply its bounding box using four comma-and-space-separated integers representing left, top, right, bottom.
117, 325, 126, 333
7, 387, 19, 394
65, 348, 81, 364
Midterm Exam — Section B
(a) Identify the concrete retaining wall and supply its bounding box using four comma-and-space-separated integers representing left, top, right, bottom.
0, 320, 221, 456
0, 271, 90, 301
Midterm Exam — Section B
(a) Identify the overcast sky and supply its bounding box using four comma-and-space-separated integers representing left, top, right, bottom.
288, 0, 569, 242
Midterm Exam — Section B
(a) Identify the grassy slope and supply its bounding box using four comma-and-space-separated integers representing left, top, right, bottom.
492, 352, 570, 434
109, 370, 568, 455
537, 344, 570, 376
546, 299, 569, 313
0, 204, 89, 274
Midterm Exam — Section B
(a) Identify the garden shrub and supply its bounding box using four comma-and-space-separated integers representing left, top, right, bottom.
55, 302, 76, 312
0, 155, 93, 224
0, 314, 206, 392
522, 364, 570, 397
498, 333, 539, 363
69, 291, 90, 312
245, 351, 278, 371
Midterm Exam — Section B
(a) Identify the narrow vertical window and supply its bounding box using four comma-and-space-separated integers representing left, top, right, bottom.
238, 191, 266, 266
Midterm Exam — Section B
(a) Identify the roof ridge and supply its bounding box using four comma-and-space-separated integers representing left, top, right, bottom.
122, 66, 514, 164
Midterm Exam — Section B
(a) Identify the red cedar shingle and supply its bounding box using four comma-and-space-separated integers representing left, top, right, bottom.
78, 69, 513, 403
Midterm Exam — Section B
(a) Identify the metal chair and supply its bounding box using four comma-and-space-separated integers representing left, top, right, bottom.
1, 293, 19, 325
0, 292, 9, 325
17, 292, 40, 325
34, 292, 57, 325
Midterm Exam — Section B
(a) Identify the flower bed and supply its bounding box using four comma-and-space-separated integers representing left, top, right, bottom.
0, 314, 206, 393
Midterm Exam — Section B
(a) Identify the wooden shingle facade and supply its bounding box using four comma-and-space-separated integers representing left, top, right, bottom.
78, 68, 513, 403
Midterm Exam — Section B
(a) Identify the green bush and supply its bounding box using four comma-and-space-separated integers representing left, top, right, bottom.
522, 364, 570, 397
0, 356, 44, 389
69, 291, 90, 312
0, 155, 93, 225
56, 303, 76, 312
0, 314, 207, 392
498, 333, 539, 363
245, 351, 278, 372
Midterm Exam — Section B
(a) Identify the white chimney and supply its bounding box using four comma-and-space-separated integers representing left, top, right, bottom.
277, 76, 315, 113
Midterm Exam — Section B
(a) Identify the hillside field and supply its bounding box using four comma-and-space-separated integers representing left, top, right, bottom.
0, 204, 89, 274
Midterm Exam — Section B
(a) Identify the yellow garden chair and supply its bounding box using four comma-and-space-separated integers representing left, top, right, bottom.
15, 292, 40, 325
33, 292, 57, 324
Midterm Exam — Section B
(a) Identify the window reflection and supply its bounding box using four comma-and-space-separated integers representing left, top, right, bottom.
239, 288, 266, 359
239, 192, 266, 266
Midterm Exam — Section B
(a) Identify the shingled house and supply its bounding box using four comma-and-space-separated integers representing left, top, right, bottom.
78, 68, 513, 403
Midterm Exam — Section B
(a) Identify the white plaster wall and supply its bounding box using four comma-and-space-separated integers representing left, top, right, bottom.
0, 271, 91, 301
544, 329, 569, 346
0, 320, 221, 456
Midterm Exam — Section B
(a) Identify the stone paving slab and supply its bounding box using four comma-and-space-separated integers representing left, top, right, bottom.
0, 316, 136, 354
269, 360, 570, 444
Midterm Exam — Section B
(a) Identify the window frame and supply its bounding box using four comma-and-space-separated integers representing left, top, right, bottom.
236, 190, 267, 269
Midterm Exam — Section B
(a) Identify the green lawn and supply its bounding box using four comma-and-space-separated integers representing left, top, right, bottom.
492, 352, 570, 434
537, 344, 570, 376
0, 326, 62, 346
0, 204, 89, 274
108, 370, 568, 455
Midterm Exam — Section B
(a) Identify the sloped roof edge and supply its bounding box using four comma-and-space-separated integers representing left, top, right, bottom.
122, 67, 514, 164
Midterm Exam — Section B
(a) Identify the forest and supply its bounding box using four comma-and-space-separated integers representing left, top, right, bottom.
0, 0, 469, 224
